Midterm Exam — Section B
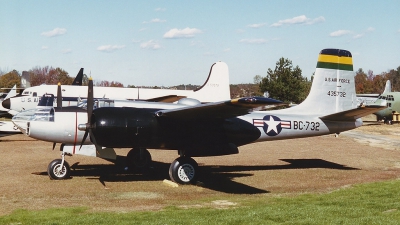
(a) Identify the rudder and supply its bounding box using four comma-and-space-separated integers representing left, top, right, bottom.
289, 49, 356, 116
190, 62, 230, 102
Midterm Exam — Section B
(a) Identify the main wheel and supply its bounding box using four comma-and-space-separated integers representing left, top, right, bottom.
47, 159, 71, 180
126, 148, 152, 169
169, 157, 198, 185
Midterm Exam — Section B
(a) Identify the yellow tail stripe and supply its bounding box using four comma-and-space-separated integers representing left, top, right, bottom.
318, 54, 353, 65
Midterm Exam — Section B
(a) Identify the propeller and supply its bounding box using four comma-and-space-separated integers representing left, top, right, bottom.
57, 82, 62, 108
52, 82, 63, 150
79, 77, 96, 148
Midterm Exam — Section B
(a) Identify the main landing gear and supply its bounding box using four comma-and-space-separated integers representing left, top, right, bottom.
126, 148, 199, 185
47, 146, 199, 185
169, 156, 198, 184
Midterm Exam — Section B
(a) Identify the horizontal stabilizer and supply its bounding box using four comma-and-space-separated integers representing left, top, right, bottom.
320, 105, 386, 121
156, 97, 284, 120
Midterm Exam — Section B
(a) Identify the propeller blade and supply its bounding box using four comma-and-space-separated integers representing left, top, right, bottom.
87, 78, 94, 120
79, 130, 89, 150
57, 82, 62, 108
89, 129, 98, 146
52, 142, 56, 150
79, 77, 94, 150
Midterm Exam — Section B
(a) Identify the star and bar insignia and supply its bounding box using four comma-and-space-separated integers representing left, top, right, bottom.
253, 115, 291, 136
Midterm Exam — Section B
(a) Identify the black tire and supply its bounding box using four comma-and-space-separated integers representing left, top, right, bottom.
126, 148, 152, 169
47, 159, 70, 180
169, 157, 198, 185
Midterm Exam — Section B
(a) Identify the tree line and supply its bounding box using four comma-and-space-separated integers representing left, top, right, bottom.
2, 61, 400, 103
0, 66, 124, 90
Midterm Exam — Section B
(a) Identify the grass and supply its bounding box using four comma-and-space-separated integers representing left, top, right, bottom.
1, 179, 400, 225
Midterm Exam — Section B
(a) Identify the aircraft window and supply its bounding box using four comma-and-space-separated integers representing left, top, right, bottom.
12, 109, 36, 121
33, 92, 37, 97
32, 108, 54, 122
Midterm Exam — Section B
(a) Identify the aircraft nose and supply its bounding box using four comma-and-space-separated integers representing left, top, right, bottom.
2, 98, 10, 109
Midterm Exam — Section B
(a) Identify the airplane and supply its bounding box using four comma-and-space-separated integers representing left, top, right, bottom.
3, 62, 230, 115
356, 80, 391, 107
13, 48, 386, 184
370, 82, 400, 124
0, 85, 18, 116
1, 68, 83, 115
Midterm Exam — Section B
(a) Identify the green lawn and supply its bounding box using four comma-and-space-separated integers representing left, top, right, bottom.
1, 179, 400, 225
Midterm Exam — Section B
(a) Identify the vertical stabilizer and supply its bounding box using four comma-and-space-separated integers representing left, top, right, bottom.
4, 85, 17, 100
190, 62, 230, 102
383, 80, 391, 93
71, 68, 84, 85
287, 49, 355, 116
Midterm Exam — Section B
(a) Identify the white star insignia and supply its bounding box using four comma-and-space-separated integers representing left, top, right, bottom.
264, 116, 280, 133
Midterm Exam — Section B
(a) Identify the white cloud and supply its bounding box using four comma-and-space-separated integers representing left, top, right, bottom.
62, 49, 72, 54
239, 38, 268, 44
140, 40, 161, 50
271, 15, 325, 27
41, 46, 49, 50
223, 48, 231, 52
329, 30, 351, 37
143, 18, 167, 24
97, 45, 126, 52
352, 27, 375, 39
41, 28, 67, 37
367, 27, 375, 32
155, 8, 166, 12
247, 23, 267, 28
163, 27, 202, 38
236, 29, 246, 33
353, 34, 364, 39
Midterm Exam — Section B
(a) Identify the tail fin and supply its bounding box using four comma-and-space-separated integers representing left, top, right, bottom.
383, 80, 391, 93
4, 85, 17, 100
189, 62, 230, 102
290, 49, 355, 115
71, 68, 84, 85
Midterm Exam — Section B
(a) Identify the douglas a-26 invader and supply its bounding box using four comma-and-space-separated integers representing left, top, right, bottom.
13, 49, 385, 184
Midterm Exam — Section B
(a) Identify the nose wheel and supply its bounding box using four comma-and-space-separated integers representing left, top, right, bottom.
47, 158, 71, 180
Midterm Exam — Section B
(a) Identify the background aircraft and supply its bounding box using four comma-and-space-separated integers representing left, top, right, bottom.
3, 62, 230, 115
14, 49, 385, 184
356, 80, 391, 107
371, 83, 400, 124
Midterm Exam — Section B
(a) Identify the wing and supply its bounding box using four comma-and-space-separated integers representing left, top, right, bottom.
320, 104, 386, 121
155, 97, 284, 120
146, 95, 186, 103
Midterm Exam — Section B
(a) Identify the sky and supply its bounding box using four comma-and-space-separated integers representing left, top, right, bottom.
1, 0, 399, 87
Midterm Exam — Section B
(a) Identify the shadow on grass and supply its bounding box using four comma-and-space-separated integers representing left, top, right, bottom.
32, 157, 358, 194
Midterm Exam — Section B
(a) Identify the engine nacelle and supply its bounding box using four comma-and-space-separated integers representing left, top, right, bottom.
91, 107, 159, 148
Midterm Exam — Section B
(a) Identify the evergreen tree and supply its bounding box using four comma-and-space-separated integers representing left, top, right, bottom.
259, 57, 310, 103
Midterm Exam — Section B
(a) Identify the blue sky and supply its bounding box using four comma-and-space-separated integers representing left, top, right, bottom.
1, 0, 399, 87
